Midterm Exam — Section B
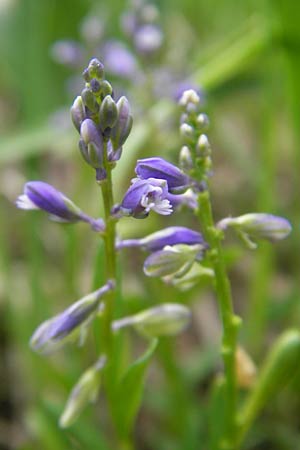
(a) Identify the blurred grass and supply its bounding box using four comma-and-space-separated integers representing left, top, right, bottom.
0, 0, 299, 449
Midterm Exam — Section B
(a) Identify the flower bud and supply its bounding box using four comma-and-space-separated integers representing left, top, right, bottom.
117, 226, 207, 252
118, 177, 172, 219
164, 263, 214, 291
113, 304, 191, 338
80, 119, 104, 169
196, 113, 210, 131
59, 356, 106, 428
217, 213, 292, 248
30, 282, 113, 355
81, 88, 99, 113
135, 157, 191, 194
110, 96, 133, 149
179, 145, 193, 171
86, 58, 105, 80
90, 78, 101, 95
179, 89, 200, 108
99, 95, 118, 132
143, 244, 204, 278
16, 181, 105, 231
70, 96, 86, 132
196, 134, 211, 156
16, 181, 81, 222
99, 79, 113, 97
180, 123, 195, 143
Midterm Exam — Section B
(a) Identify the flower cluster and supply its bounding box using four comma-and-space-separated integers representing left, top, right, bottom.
17, 58, 194, 427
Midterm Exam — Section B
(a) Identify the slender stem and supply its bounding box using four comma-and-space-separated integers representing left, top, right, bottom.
197, 190, 241, 449
99, 141, 117, 355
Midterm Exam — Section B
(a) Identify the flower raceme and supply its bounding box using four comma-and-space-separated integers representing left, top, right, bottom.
16, 181, 104, 232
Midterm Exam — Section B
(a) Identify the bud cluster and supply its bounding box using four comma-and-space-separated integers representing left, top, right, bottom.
71, 58, 133, 180
178, 89, 211, 183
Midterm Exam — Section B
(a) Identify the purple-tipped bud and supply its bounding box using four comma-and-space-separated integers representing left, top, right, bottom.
135, 157, 191, 194
99, 79, 113, 97
218, 213, 292, 249
80, 119, 104, 169
118, 177, 172, 219
143, 244, 204, 278
16, 181, 105, 231
86, 58, 105, 80
30, 282, 114, 355
118, 226, 207, 252
99, 95, 118, 132
16, 181, 82, 222
81, 88, 99, 113
70, 96, 86, 132
110, 96, 133, 149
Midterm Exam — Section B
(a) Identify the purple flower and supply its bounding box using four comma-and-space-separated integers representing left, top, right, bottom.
30, 282, 114, 355
16, 181, 104, 232
50, 40, 84, 68
135, 157, 191, 193
118, 177, 173, 218
117, 226, 207, 252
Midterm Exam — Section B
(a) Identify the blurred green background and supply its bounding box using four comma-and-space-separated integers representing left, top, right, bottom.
1, 0, 300, 449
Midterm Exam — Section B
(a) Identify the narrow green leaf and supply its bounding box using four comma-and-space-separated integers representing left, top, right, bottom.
113, 338, 158, 439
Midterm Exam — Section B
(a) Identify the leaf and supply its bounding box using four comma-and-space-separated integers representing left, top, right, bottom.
113, 338, 158, 439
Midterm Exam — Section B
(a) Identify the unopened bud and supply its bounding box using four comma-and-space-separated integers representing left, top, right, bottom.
99, 80, 113, 97
196, 113, 210, 131
110, 96, 133, 148
180, 123, 195, 142
196, 134, 210, 155
81, 88, 99, 113
113, 304, 191, 338
217, 213, 292, 248
87, 58, 105, 80
80, 119, 103, 169
179, 145, 194, 171
179, 89, 200, 108
99, 95, 118, 132
59, 356, 106, 428
70, 96, 86, 132
143, 244, 204, 278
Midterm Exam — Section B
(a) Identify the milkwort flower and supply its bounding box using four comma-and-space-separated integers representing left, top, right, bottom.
135, 157, 191, 193
30, 281, 114, 355
16, 181, 104, 232
116, 177, 173, 218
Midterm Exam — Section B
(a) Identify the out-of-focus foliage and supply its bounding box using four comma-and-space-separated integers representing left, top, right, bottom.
1, 0, 300, 449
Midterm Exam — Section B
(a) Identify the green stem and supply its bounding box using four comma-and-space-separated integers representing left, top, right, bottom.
197, 190, 241, 449
99, 141, 117, 355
